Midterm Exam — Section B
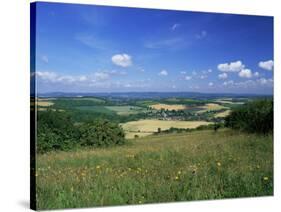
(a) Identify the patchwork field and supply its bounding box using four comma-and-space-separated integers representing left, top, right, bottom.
150, 104, 187, 111
105, 106, 145, 115
121, 119, 212, 139
214, 110, 231, 118
73, 97, 106, 103
36, 130, 273, 210
215, 99, 245, 105
196, 103, 228, 113
75, 105, 146, 116
36, 101, 54, 107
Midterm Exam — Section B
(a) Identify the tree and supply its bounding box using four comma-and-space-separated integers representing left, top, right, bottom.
225, 99, 273, 134
158, 127, 161, 133
80, 119, 126, 147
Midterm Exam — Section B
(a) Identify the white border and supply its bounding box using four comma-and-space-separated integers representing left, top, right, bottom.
0, 0, 280, 211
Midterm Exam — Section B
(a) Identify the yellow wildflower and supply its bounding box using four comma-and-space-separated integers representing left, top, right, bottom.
263, 177, 269, 181
96, 165, 101, 169
217, 162, 221, 167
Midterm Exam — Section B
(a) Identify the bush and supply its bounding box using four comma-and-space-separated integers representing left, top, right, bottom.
37, 110, 79, 153
79, 119, 126, 147
225, 99, 273, 134
37, 111, 126, 153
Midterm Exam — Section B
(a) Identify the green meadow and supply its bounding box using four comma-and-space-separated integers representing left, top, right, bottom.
36, 129, 273, 210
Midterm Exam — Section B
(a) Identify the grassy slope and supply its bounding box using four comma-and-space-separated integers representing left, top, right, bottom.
36, 130, 273, 210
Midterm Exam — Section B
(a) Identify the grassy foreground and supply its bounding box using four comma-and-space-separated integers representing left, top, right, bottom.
36, 129, 273, 210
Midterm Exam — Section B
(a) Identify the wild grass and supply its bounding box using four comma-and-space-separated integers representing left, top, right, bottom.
35, 129, 273, 210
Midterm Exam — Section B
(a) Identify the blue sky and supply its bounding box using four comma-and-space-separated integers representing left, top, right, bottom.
34, 2, 274, 94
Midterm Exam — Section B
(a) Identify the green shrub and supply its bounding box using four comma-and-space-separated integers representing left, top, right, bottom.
225, 99, 273, 134
79, 119, 126, 147
37, 110, 80, 153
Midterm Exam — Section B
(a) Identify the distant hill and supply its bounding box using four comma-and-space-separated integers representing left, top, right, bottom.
36, 91, 271, 99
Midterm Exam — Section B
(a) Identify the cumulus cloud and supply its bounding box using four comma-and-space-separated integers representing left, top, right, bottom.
158, 70, 168, 76
34, 71, 89, 84
185, 76, 192, 80
258, 60, 274, 71
94, 72, 109, 81
223, 80, 234, 86
35, 71, 58, 82
208, 82, 214, 86
218, 73, 228, 80
254, 72, 259, 77
199, 75, 207, 79
111, 54, 132, 67
257, 78, 273, 86
218, 60, 245, 72
180, 71, 187, 75
238, 69, 252, 78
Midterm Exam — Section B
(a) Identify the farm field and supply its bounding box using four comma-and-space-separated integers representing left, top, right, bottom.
214, 110, 231, 118
121, 119, 212, 139
196, 103, 228, 113
75, 106, 115, 114
105, 106, 146, 115
36, 100, 54, 107
150, 104, 187, 111
35, 129, 273, 210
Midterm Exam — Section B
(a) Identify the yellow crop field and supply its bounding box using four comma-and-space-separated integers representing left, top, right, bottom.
196, 103, 227, 113
121, 119, 212, 139
150, 104, 186, 111
36, 101, 54, 107
215, 99, 244, 105
214, 110, 231, 118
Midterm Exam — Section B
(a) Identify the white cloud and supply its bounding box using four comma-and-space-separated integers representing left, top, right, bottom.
238, 69, 252, 78
223, 80, 234, 86
35, 71, 89, 84
36, 71, 57, 82
196, 30, 207, 39
257, 78, 273, 86
171, 23, 180, 31
192, 71, 197, 76
258, 60, 274, 71
218, 73, 228, 80
78, 76, 87, 82
185, 76, 192, 80
180, 71, 187, 75
94, 72, 110, 81
111, 54, 132, 67
208, 69, 212, 73
208, 82, 214, 86
254, 72, 259, 77
199, 75, 207, 79
218, 60, 245, 72
235, 80, 256, 88
158, 70, 168, 76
